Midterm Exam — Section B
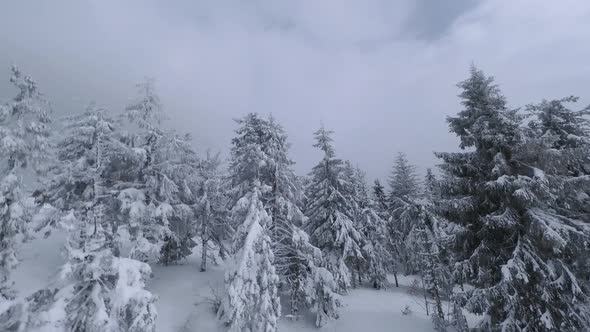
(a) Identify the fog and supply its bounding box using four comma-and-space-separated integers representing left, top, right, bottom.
1, 0, 589, 180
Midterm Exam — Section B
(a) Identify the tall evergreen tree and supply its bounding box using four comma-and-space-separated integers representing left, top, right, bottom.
264, 117, 340, 320
437, 66, 590, 331
196, 151, 231, 272
386, 153, 421, 274
124, 78, 164, 132
22, 105, 157, 331
0, 66, 52, 307
523, 96, 590, 216
423, 168, 439, 199
121, 80, 198, 264
222, 114, 339, 326
371, 179, 389, 218
387, 152, 419, 210
218, 186, 280, 332
304, 125, 363, 292
220, 114, 282, 331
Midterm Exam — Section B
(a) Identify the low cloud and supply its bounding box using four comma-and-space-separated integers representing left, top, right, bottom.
1, 0, 589, 180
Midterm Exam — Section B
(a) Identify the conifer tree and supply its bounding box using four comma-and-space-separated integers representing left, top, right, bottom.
341, 162, 368, 288
220, 114, 282, 331
361, 206, 390, 290
121, 81, 198, 264
218, 185, 280, 332
437, 66, 590, 331
0, 66, 52, 306
386, 153, 421, 274
23, 105, 157, 331
423, 168, 439, 199
282, 227, 340, 325
264, 117, 340, 319
224, 114, 340, 325
304, 125, 363, 292
197, 151, 231, 272
124, 78, 164, 132
523, 96, 590, 215
371, 179, 389, 218
387, 152, 419, 210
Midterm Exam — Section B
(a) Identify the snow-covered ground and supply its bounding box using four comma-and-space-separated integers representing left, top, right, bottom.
12, 231, 469, 332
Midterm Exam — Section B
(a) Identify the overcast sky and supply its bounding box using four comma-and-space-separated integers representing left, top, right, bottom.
1, 0, 590, 181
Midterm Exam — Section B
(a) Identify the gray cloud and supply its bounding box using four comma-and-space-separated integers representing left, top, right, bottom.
404, 0, 482, 41
1, 0, 590, 182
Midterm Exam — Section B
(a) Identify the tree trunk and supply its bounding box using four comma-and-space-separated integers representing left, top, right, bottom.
432, 276, 445, 320
393, 271, 399, 288
422, 278, 429, 316
200, 233, 208, 272
357, 259, 362, 285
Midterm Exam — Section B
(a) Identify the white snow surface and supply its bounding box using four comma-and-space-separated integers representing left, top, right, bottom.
12, 230, 457, 332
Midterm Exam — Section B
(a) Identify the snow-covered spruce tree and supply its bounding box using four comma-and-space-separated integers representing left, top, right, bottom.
342, 164, 391, 290
304, 125, 363, 293
24, 106, 157, 331
153, 133, 199, 265
288, 227, 341, 327
218, 185, 280, 332
413, 205, 449, 328
124, 78, 164, 134
523, 96, 590, 217
220, 114, 282, 331
121, 81, 198, 264
371, 179, 389, 219
340, 161, 368, 288
0, 66, 52, 309
386, 153, 422, 275
196, 151, 231, 272
119, 78, 169, 262
222, 114, 339, 327
423, 168, 439, 199
436, 66, 590, 331
0, 174, 22, 304
0, 65, 52, 173
371, 178, 401, 287
387, 152, 419, 210
25, 210, 157, 332
262, 116, 331, 319
360, 204, 390, 290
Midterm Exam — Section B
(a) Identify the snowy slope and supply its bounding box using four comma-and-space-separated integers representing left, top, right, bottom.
13, 231, 442, 332
12, 231, 68, 301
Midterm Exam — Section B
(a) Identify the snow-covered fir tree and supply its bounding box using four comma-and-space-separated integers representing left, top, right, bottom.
222, 114, 340, 328
287, 227, 341, 327
423, 168, 439, 199
371, 179, 389, 218
121, 81, 198, 264
220, 114, 282, 331
218, 185, 280, 332
360, 205, 390, 290
410, 204, 449, 328
0, 66, 52, 308
196, 151, 231, 272
153, 133, 199, 265
387, 152, 419, 210
0, 65, 52, 173
304, 125, 363, 293
263, 117, 340, 320
124, 78, 164, 132
436, 66, 590, 331
24, 213, 157, 332
22, 105, 157, 331
523, 96, 590, 216
386, 153, 422, 275
340, 161, 368, 288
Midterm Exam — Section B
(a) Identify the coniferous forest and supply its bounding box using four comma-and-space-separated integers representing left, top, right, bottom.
1, 63, 590, 332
